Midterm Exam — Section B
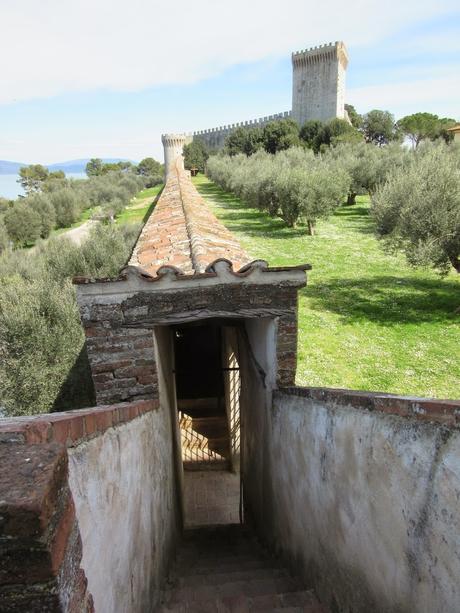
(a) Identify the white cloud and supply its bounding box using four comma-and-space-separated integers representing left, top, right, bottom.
0, 0, 458, 104
348, 70, 460, 119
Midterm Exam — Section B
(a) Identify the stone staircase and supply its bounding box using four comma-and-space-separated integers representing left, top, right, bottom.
179, 397, 231, 470
159, 525, 328, 612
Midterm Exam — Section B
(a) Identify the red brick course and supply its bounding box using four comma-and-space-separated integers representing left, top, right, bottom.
0, 399, 158, 447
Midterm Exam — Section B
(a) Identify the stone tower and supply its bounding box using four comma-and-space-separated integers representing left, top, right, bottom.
291, 41, 349, 126
162, 133, 188, 179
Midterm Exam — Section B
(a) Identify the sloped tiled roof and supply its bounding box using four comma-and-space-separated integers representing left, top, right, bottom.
129, 163, 251, 276
74, 160, 311, 287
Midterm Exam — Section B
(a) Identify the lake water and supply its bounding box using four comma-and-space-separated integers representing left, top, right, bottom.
0, 172, 87, 200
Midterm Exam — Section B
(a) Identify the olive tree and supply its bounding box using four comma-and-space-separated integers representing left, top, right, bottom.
276, 160, 349, 232
4, 202, 42, 246
50, 189, 82, 227
27, 194, 56, 238
372, 143, 460, 274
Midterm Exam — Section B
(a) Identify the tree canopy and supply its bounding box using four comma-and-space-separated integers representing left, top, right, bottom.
137, 157, 162, 176
18, 165, 65, 194
262, 119, 300, 154
225, 127, 263, 157
362, 110, 398, 146
85, 158, 133, 177
183, 139, 210, 173
4, 202, 42, 246
372, 143, 460, 274
396, 113, 457, 148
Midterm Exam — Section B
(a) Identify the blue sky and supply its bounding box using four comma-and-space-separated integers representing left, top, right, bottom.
0, 0, 459, 164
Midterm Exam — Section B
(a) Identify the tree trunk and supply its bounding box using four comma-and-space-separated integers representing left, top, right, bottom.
448, 253, 460, 273
307, 220, 315, 235
346, 192, 356, 206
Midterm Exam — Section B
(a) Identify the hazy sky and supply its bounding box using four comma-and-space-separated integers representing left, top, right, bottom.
0, 0, 459, 163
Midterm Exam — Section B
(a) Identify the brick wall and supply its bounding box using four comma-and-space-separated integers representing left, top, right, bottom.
0, 442, 93, 612
80, 282, 302, 405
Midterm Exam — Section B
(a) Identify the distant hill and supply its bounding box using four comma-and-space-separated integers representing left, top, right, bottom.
47, 158, 135, 173
0, 160, 25, 175
0, 158, 136, 175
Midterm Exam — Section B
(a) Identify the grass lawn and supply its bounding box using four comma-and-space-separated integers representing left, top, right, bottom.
193, 174, 460, 399
116, 184, 163, 225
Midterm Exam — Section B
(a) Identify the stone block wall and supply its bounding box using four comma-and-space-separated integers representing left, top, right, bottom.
291, 42, 348, 125
243, 386, 460, 613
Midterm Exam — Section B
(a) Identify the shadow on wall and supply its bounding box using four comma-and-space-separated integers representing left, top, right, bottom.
52, 343, 96, 412
305, 276, 460, 325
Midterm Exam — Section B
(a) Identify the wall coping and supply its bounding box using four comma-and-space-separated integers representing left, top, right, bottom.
277, 386, 460, 428
0, 399, 158, 447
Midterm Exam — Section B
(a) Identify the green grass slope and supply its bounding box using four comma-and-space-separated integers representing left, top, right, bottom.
193, 174, 460, 399
116, 184, 162, 225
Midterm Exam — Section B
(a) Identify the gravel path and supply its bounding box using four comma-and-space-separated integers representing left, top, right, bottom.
60, 219, 99, 245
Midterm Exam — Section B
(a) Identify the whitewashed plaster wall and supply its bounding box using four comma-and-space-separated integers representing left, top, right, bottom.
244, 390, 460, 613
68, 408, 180, 613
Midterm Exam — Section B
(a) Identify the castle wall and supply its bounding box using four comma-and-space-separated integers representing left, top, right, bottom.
243, 386, 460, 613
292, 42, 348, 125
190, 41, 349, 150
193, 111, 291, 150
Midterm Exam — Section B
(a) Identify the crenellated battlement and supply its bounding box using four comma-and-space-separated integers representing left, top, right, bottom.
192, 111, 292, 150
161, 133, 188, 147
292, 40, 349, 69
193, 111, 291, 137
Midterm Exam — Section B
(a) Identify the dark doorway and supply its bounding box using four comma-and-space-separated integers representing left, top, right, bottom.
174, 322, 230, 468
174, 324, 224, 401
172, 320, 242, 527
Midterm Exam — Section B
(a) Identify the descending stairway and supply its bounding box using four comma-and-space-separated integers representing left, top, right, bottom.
179, 397, 231, 470
159, 525, 328, 612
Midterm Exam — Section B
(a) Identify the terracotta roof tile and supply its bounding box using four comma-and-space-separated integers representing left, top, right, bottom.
129, 162, 251, 277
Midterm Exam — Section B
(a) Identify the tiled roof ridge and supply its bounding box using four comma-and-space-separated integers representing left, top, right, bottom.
129, 161, 251, 277
178, 169, 202, 273
176, 165, 250, 274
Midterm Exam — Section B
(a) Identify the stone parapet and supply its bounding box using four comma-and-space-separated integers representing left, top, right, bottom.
0, 397, 177, 612
278, 386, 460, 427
